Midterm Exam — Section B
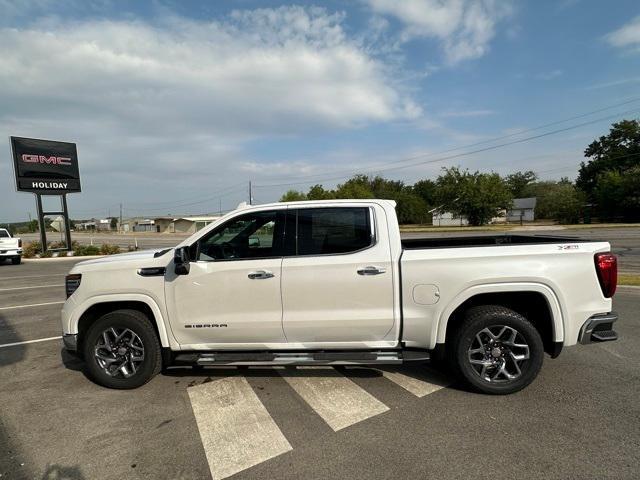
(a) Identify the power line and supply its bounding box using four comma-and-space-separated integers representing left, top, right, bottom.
253, 107, 640, 189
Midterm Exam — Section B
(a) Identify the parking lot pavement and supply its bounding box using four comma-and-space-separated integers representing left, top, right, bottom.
1, 262, 639, 479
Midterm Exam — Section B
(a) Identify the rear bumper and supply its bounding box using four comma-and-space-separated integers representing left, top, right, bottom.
0, 249, 22, 257
578, 312, 618, 344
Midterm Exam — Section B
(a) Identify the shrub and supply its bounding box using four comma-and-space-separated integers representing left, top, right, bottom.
100, 244, 121, 255
22, 241, 42, 258
73, 244, 101, 256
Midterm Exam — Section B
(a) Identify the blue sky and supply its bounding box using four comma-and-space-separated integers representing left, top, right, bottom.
1, 0, 639, 222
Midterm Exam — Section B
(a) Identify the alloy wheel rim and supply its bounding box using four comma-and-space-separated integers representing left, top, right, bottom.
94, 327, 145, 378
467, 325, 530, 383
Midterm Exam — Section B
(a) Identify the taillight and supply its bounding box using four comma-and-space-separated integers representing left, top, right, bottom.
18, 239, 22, 247
594, 253, 617, 298
65, 274, 82, 298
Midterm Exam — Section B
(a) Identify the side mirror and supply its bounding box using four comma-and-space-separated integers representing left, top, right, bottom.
174, 247, 191, 275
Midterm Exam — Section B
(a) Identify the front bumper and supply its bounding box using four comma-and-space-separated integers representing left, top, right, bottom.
578, 312, 618, 344
63, 333, 78, 352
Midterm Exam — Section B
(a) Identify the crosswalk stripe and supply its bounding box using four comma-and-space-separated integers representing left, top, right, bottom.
280, 367, 389, 431
188, 376, 292, 480
379, 367, 450, 397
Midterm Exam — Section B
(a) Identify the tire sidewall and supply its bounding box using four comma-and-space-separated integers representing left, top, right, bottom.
83, 311, 160, 389
454, 310, 544, 395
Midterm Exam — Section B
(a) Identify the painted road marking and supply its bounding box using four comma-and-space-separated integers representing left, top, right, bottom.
188, 376, 292, 480
0, 301, 65, 311
280, 366, 389, 431
379, 367, 449, 397
0, 336, 62, 349
0, 274, 64, 280
0, 284, 64, 292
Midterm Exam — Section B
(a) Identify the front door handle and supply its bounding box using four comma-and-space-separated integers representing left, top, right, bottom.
248, 270, 275, 280
357, 266, 386, 276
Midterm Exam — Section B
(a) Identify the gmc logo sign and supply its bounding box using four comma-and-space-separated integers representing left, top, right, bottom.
21, 154, 72, 166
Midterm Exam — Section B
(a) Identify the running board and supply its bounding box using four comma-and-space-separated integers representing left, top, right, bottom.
173, 350, 430, 366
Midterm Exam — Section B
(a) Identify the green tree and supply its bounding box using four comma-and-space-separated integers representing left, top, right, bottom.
506, 171, 537, 197
109, 217, 118, 230
522, 181, 584, 224
576, 119, 640, 199
593, 166, 640, 222
280, 190, 307, 202
412, 179, 437, 207
435, 167, 512, 226
307, 184, 335, 200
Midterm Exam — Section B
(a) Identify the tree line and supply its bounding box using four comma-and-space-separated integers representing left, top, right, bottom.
280, 119, 640, 225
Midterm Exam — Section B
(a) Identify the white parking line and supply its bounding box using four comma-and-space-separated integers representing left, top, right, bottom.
380, 368, 449, 397
0, 301, 65, 311
0, 284, 64, 292
0, 274, 65, 280
188, 376, 292, 480
0, 336, 62, 348
280, 367, 389, 431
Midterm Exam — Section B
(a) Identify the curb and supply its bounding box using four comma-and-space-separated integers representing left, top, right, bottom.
22, 255, 105, 262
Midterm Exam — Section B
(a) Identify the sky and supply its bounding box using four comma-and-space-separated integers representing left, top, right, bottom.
1, 0, 639, 223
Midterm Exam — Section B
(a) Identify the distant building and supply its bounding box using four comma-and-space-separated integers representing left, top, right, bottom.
507, 197, 537, 222
154, 216, 221, 234
431, 211, 469, 226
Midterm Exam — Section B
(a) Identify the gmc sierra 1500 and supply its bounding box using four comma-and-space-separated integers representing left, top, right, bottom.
61, 200, 618, 394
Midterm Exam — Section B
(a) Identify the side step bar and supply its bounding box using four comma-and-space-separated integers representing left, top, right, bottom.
173, 350, 430, 366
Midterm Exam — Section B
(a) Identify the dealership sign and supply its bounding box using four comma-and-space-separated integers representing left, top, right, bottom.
10, 136, 81, 194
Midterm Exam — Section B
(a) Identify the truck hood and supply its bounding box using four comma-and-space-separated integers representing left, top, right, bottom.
73, 248, 172, 269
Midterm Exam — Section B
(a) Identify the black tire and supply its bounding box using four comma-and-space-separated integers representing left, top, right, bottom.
11, 256, 21, 265
450, 305, 544, 395
83, 309, 162, 389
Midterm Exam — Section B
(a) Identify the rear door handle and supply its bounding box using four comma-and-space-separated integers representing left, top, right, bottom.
248, 270, 275, 280
357, 266, 386, 276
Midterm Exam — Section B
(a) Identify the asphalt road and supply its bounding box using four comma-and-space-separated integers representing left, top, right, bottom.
0, 259, 639, 479
19, 226, 640, 274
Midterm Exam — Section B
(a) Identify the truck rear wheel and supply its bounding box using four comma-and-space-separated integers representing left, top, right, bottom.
11, 257, 21, 265
82, 309, 162, 389
451, 305, 544, 395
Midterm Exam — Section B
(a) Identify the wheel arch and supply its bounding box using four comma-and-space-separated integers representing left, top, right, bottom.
74, 295, 171, 355
437, 283, 564, 356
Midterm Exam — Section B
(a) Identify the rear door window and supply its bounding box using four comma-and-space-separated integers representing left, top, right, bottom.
295, 207, 372, 256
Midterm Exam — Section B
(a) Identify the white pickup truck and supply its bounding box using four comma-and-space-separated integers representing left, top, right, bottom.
0, 228, 22, 265
61, 200, 619, 394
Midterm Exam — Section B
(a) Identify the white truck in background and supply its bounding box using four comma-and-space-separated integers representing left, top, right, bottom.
0, 228, 22, 265
61, 200, 619, 394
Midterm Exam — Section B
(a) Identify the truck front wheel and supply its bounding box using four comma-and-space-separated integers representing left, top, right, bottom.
451, 305, 544, 395
82, 309, 162, 389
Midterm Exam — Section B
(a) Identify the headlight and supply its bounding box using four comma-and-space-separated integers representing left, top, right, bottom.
65, 274, 82, 298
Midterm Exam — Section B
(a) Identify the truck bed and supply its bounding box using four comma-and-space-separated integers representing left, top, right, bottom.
401, 234, 594, 249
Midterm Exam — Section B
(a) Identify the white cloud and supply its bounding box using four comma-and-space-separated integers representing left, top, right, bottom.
606, 16, 640, 53
363, 0, 513, 63
0, 6, 422, 220
439, 109, 495, 118
536, 69, 563, 80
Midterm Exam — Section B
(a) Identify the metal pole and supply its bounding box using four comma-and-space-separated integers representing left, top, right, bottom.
61, 194, 72, 251
249, 181, 253, 205
119, 203, 123, 234
35, 194, 47, 252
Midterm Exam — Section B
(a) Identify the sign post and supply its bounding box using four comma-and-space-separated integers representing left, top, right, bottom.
10, 136, 82, 253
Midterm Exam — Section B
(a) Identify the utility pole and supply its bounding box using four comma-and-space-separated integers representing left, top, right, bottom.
119, 203, 123, 234
219, 199, 222, 214
249, 181, 253, 205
